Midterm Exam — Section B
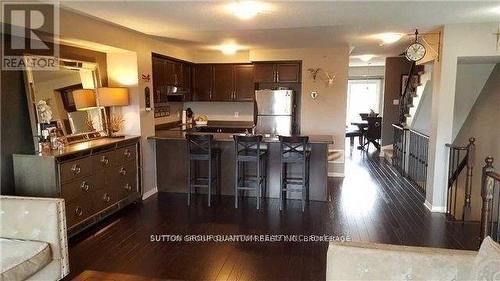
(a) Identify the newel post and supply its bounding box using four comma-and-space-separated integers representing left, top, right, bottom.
480, 156, 495, 240
463, 137, 475, 220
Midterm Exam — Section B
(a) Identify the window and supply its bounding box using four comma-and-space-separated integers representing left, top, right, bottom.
346, 79, 383, 127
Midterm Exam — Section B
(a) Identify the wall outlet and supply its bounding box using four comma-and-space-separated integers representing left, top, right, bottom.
393, 99, 399, 105
176, 111, 180, 118
234, 112, 239, 118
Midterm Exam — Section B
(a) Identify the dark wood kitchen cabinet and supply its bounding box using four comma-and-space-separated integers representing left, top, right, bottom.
233, 64, 255, 101
194, 64, 213, 101
152, 56, 175, 86
254, 63, 276, 83
276, 63, 301, 82
193, 63, 255, 102
172, 61, 181, 86
212, 64, 234, 101
254, 62, 301, 83
152, 54, 192, 102
183, 64, 192, 101
164, 60, 176, 85
152, 57, 164, 102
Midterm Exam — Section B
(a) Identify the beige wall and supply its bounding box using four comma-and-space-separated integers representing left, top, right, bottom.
453, 64, 500, 221
452, 63, 496, 140
427, 23, 500, 210
410, 66, 433, 135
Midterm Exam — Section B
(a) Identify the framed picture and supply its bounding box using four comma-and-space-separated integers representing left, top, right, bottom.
400, 74, 419, 96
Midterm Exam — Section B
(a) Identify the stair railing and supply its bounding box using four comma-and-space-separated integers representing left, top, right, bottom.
407, 129, 429, 194
399, 61, 416, 124
480, 157, 500, 242
445, 138, 475, 221
392, 124, 408, 175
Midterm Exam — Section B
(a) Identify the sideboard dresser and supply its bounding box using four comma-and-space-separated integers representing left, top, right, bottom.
13, 136, 141, 236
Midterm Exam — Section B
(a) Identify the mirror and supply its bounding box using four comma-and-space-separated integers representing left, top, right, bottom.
24, 57, 105, 150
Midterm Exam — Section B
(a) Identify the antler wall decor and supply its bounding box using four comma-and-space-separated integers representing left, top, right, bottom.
307, 68, 336, 87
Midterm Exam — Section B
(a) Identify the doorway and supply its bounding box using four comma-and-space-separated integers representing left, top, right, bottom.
346, 79, 383, 127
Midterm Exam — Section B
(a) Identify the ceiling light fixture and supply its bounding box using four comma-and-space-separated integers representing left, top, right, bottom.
376, 33, 404, 45
358, 54, 375, 62
227, 1, 270, 20
219, 43, 239, 55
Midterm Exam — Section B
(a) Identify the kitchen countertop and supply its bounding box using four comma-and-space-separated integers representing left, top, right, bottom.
149, 130, 334, 144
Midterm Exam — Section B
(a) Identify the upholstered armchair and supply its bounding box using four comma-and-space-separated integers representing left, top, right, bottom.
0, 196, 69, 281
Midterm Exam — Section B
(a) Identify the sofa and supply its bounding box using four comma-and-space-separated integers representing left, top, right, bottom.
0, 196, 69, 281
326, 237, 500, 280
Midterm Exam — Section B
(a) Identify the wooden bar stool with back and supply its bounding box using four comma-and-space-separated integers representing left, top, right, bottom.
233, 135, 268, 209
279, 136, 311, 212
186, 134, 221, 207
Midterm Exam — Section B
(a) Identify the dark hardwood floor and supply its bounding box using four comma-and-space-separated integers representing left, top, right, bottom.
66, 147, 480, 281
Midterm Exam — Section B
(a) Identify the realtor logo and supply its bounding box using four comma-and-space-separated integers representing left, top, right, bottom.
2, 2, 59, 70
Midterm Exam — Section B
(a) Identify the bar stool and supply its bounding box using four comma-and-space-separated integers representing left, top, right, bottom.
186, 134, 220, 207
279, 136, 310, 212
234, 135, 268, 209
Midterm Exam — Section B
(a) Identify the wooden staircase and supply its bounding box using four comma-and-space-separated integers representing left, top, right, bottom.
406, 67, 432, 126
399, 62, 425, 125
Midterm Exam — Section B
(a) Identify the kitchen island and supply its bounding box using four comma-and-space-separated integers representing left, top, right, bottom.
149, 129, 333, 202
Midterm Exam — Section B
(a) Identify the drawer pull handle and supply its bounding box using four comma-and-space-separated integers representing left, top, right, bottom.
80, 181, 90, 192
124, 183, 132, 191
75, 207, 83, 216
71, 164, 81, 175
124, 149, 131, 158
119, 167, 127, 176
103, 193, 111, 202
100, 156, 109, 165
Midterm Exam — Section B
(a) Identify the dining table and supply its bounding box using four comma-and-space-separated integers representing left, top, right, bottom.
350, 121, 368, 149
351, 121, 382, 150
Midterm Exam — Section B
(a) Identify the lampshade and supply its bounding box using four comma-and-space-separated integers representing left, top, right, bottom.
73, 89, 97, 110
98, 87, 129, 107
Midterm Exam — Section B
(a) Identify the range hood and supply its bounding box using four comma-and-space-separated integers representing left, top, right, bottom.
166, 85, 187, 96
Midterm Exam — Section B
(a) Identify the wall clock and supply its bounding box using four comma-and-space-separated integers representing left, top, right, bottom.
405, 29, 426, 62
405, 42, 426, 61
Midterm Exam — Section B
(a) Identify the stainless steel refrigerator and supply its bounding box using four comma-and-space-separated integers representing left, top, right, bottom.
255, 89, 294, 136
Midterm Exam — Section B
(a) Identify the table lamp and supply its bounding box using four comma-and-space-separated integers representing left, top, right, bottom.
73, 89, 97, 111
97, 87, 129, 137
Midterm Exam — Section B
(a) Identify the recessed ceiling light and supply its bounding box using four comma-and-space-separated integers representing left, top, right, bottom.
493, 5, 500, 14
358, 54, 375, 62
226, 1, 271, 20
218, 43, 240, 55
375, 33, 404, 45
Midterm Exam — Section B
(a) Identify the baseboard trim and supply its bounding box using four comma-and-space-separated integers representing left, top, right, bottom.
142, 187, 158, 200
328, 172, 345, 178
424, 199, 446, 213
